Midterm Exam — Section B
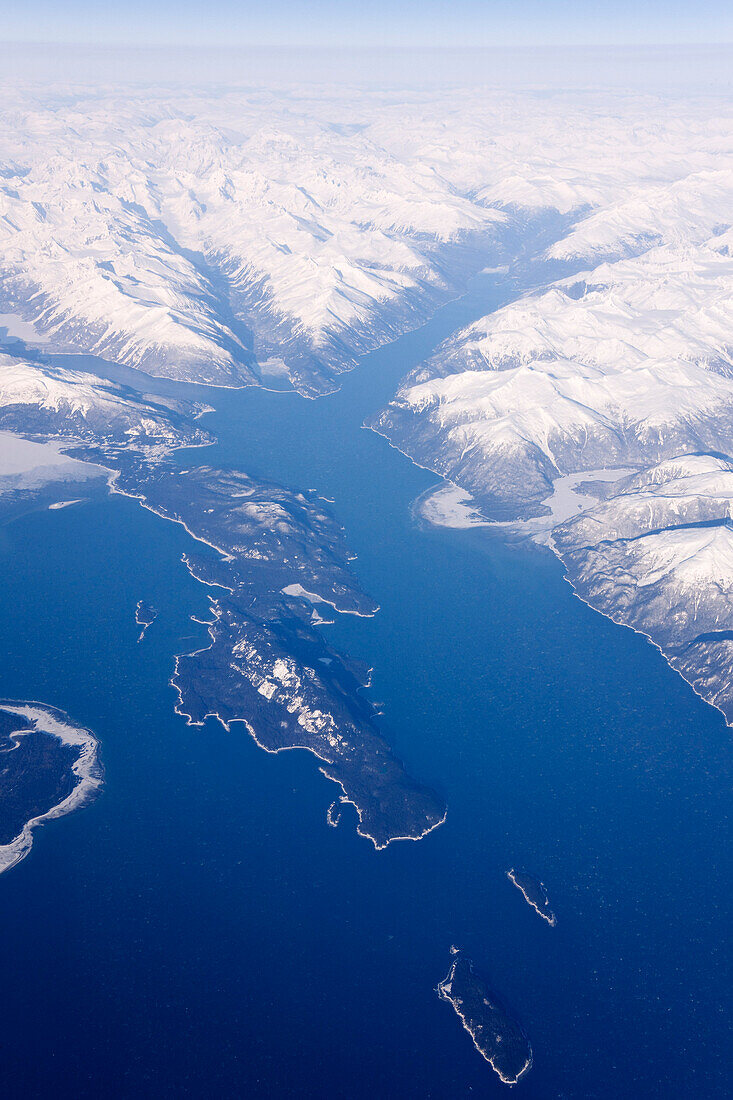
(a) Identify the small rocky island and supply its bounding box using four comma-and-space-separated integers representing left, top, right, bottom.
507, 869, 557, 927
135, 601, 158, 642
437, 952, 533, 1086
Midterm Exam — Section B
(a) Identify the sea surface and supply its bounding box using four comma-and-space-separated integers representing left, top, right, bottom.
0, 274, 730, 1097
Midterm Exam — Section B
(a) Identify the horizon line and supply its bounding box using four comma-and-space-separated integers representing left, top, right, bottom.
3, 40, 733, 52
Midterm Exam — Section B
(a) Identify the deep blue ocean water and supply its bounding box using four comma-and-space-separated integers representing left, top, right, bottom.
0, 275, 730, 1097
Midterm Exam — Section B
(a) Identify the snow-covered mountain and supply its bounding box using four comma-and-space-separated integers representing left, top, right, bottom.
552, 455, 733, 548
2, 85, 731, 393
375, 209, 733, 518
0, 351, 210, 454
371, 101, 733, 726
0, 87, 511, 393
552, 456, 733, 721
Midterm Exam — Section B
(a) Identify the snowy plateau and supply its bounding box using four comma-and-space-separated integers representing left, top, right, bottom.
2, 78, 733, 783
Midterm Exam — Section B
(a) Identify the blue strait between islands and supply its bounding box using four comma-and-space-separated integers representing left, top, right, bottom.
0, 273, 730, 1097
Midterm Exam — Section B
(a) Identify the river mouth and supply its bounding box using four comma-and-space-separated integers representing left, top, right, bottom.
0, 267, 730, 1097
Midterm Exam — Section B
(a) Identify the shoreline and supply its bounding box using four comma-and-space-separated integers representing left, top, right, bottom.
507, 868, 557, 927
169, 604, 445, 851
437, 958, 533, 1087
0, 701, 103, 876
410, 456, 733, 730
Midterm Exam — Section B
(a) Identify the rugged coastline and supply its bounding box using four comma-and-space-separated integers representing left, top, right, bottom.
0, 361, 447, 850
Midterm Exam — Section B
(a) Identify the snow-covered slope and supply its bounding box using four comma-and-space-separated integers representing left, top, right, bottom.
0, 87, 513, 393
572, 522, 733, 644
371, 100, 733, 726
550, 466, 730, 646
550, 456, 733, 721
0, 351, 210, 454
3, 85, 732, 393
552, 455, 733, 548
375, 202, 733, 518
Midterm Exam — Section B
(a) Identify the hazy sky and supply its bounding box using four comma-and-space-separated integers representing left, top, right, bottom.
4, 0, 732, 49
